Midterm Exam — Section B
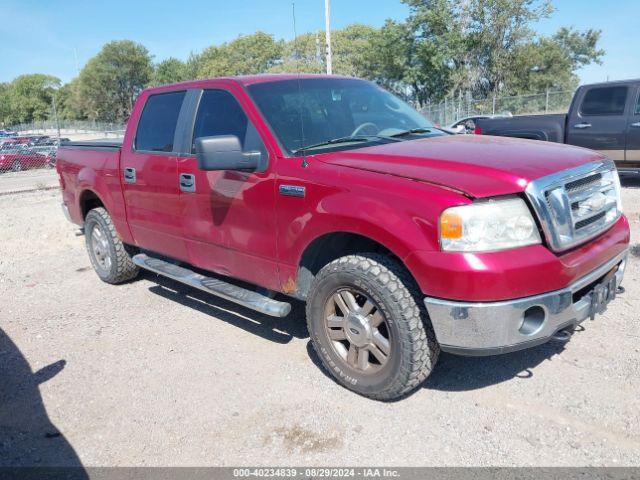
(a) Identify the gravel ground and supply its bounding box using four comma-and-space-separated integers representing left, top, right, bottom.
0, 179, 639, 468
0, 169, 59, 195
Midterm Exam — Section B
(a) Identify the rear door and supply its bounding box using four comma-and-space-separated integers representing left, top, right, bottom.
175, 86, 280, 290
625, 84, 640, 167
121, 90, 189, 260
566, 85, 630, 162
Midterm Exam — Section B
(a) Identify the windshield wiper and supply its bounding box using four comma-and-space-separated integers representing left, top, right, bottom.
387, 128, 434, 138
293, 135, 394, 154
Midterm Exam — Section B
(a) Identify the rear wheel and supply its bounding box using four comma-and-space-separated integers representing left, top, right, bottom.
85, 207, 139, 284
306, 254, 439, 400
11, 160, 22, 172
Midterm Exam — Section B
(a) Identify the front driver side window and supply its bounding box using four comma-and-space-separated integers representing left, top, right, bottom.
192, 90, 264, 155
580, 86, 628, 116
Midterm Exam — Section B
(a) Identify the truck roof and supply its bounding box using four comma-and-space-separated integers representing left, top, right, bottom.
581, 78, 640, 88
143, 74, 360, 94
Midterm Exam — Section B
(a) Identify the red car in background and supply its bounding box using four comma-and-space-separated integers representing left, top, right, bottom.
0, 145, 54, 172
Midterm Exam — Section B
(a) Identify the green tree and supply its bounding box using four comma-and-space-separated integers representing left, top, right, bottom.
4, 74, 61, 124
0, 83, 10, 126
361, 20, 441, 105
184, 52, 202, 80
553, 27, 604, 72
56, 78, 86, 120
78, 40, 152, 122
396, 0, 602, 104
152, 57, 188, 86
194, 32, 283, 78
270, 24, 378, 77
269, 31, 327, 75
402, 0, 554, 100
508, 28, 603, 95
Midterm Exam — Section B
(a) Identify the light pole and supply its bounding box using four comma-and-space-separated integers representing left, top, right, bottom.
47, 81, 61, 139
324, 0, 332, 75
51, 89, 61, 139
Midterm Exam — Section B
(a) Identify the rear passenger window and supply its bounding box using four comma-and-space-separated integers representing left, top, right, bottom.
135, 91, 186, 152
192, 90, 263, 153
580, 87, 628, 116
635, 93, 640, 115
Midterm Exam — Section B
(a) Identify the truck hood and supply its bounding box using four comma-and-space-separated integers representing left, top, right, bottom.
318, 135, 606, 198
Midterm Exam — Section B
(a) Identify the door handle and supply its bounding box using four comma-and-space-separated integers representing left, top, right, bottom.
573, 123, 592, 129
123, 167, 136, 184
631, 122, 640, 128
179, 173, 195, 193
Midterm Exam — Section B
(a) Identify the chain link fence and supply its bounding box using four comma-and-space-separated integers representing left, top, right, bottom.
0, 121, 125, 175
421, 89, 575, 127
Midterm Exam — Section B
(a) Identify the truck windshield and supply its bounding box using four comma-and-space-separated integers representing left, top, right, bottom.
247, 78, 439, 155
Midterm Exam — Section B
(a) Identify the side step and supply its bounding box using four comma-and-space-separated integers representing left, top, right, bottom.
132, 253, 291, 317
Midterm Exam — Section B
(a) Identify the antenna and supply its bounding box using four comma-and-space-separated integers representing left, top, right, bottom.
292, 1, 308, 166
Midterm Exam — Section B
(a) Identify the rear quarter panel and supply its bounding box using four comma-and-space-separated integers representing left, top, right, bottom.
56, 147, 133, 244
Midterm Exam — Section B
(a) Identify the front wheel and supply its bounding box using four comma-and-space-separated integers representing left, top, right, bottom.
11, 160, 22, 172
306, 254, 439, 400
84, 207, 139, 284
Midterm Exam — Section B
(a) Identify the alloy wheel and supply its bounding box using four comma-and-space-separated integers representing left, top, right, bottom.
90, 225, 112, 271
323, 287, 392, 373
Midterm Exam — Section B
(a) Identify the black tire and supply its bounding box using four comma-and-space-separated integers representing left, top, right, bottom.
11, 160, 22, 172
84, 207, 139, 284
306, 253, 439, 401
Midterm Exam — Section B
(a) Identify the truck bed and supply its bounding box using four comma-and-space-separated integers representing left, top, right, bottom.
476, 113, 566, 143
57, 139, 125, 229
60, 139, 123, 150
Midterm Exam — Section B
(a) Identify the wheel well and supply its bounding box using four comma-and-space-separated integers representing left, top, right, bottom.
79, 190, 104, 219
296, 232, 402, 299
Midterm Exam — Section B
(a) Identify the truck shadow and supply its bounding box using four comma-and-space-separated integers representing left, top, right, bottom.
141, 273, 569, 395
0, 328, 87, 476
145, 272, 309, 344
620, 176, 640, 189
423, 340, 567, 392
306, 333, 569, 398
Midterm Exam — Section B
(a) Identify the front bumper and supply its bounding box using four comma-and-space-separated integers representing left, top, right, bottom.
424, 249, 627, 356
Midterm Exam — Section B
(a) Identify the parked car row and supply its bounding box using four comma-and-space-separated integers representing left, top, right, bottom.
0, 135, 62, 173
0, 134, 69, 148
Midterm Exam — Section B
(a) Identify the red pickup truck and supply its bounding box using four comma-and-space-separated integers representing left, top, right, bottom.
57, 75, 630, 400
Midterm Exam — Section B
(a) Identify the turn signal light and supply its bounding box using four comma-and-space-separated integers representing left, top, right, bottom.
440, 212, 463, 239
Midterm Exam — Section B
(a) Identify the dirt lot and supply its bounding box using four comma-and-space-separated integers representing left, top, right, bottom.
1, 179, 639, 467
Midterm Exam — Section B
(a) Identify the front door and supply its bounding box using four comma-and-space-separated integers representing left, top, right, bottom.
567, 85, 630, 163
121, 90, 189, 260
176, 87, 280, 291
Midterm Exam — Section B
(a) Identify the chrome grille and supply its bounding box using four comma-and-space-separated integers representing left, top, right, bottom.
525, 159, 622, 252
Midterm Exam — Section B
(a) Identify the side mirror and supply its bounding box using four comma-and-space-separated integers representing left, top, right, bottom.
195, 135, 261, 172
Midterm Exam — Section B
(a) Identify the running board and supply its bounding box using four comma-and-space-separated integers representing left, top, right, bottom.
132, 253, 291, 317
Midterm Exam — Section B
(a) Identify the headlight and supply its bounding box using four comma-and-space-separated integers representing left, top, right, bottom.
440, 197, 541, 252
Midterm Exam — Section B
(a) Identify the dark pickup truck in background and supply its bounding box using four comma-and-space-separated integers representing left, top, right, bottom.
476, 79, 640, 175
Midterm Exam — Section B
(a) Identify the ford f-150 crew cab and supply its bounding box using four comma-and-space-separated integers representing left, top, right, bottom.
475, 79, 640, 175
57, 75, 630, 400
